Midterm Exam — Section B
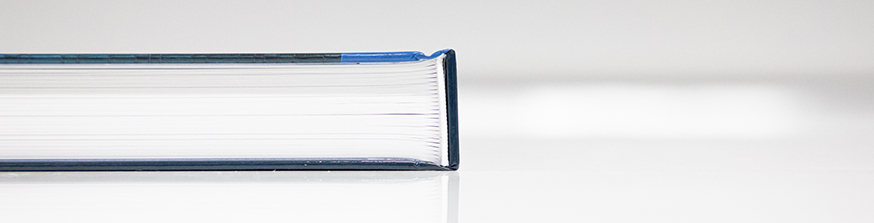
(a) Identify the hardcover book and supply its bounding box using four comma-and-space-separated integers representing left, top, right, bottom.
0, 50, 459, 171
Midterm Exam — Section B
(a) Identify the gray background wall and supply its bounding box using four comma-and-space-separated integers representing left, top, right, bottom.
3, 0, 873, 80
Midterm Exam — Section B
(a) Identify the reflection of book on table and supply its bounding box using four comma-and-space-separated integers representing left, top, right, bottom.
0, 50, 458, 171
0, 171, 459, 223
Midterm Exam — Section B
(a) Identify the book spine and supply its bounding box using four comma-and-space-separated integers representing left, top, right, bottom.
443, 50, 460, 170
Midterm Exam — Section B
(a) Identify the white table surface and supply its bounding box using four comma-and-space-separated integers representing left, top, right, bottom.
3, 78, 872, 222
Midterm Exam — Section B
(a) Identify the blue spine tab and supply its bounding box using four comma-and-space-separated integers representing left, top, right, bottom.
340, 50, 451, 63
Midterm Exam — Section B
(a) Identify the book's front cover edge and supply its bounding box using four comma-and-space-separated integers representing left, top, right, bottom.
0, 54, 344, 64
0, 51, 449, 64
0, 158, 452, 171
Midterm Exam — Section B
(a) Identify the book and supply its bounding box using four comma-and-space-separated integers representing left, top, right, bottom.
0, 50, 459, 171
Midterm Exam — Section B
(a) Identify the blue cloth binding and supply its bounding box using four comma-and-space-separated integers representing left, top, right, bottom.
340, 49, 451, 63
